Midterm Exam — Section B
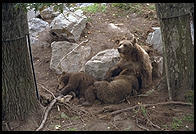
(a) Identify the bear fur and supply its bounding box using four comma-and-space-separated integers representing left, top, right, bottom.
56, 72, 96, 98
83, 38, 152, 105
84, 69, 139, 105
105, 38, 152, 89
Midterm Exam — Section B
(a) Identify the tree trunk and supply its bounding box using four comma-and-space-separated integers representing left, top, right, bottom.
155, 3, 194, 101
2, 3, 43, 130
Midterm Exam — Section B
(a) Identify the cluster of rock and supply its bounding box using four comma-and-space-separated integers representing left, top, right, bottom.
27, 4, 122, 79
27, 5, 91, 74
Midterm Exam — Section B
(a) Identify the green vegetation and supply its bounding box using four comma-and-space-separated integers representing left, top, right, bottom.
162, 124, 169, 130
111, 3, 132, 10
80, 3, 107, 13
60, 112, 69, 119
171, 117, 183, 130
15, 3, 66, 13
70, 116, 80, 120
170, 114, 194, 130
140, 106, 147, 117
67, 127, 77, 131
183, 114, 194, 122
148, 4, 156, 10
111, 3, 156, 16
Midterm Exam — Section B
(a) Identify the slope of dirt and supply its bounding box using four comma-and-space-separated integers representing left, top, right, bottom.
30, 4, 194, 131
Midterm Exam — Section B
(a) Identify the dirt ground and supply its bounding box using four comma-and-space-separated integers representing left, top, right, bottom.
31, 4, 194, 131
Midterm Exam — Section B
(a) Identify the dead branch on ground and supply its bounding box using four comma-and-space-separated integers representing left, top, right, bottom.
36, 95, 63, 131
110, 101, 192, 116
38, 83, 56, 99
135, 118, 149, 131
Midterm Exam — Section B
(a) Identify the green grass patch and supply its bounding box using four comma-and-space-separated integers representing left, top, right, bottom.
171, 117, 183, 130
148, 4, 156, 10
140, 106, 147, 117
111, 3, 156, 16
67, 127, 77, 131
111, 3, 132, 10
80, 3, 107, 13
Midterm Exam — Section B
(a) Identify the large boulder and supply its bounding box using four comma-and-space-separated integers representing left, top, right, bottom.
84, 49, 120, 80
50, 9, 87, 42
146, 27, 163, 54
40, 6, 60, 23
28, 18, 49, 45
50, 41, 91, 74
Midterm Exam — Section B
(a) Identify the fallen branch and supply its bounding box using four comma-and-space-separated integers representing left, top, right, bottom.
136, 118, 149, 131
36, 95, 63, 131
110, 101, 192, 116
146, 117, 161, 130
38, 83, 56, 99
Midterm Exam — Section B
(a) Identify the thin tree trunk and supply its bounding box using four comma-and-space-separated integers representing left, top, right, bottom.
2, 3, 43, 128
155, 3, 194, 100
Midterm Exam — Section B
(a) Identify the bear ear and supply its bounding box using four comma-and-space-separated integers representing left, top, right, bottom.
62, 72, 66, 75
115, 39, 120, 45
132, 38, 137, 45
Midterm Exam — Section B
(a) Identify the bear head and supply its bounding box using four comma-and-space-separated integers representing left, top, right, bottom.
116, 38, 137, 59
56, 72, 69, 90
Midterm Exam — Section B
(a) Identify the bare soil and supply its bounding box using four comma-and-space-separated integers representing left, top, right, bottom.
30, 4, 194, 131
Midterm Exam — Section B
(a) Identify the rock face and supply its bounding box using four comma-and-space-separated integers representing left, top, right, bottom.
146, 27, 163, 54
84, 49, 120, 80
50, 9, 87, 42
28, 18, 49, 45
50, 41, 91, 74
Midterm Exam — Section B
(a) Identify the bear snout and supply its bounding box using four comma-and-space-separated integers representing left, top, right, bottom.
117, 45, 124, 53
117, 47, 121, 53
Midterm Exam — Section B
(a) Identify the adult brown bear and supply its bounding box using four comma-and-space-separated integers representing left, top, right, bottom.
83, 38, 152, 105
105, 38, 152, 89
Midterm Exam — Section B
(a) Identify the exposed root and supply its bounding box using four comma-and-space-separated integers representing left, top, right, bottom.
38, 83, 56, 99
110, 101, 192, 116
36, 95, 63, 131
146, 116, 161, 130
136, 118, 149, 131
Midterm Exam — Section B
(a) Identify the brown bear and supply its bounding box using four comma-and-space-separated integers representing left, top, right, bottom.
83, 69, 139, 105
56, 72, 96, 99
105, 38, 152, 89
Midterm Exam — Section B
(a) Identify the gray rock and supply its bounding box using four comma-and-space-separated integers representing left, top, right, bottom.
84, 49, 120, 80
146, 27, 163, 54
146, 24, 194, 53
40, 6, 60, 22
27, 8, 40, 21
28, 18, 49, 45
50, 41, 91, 74
76, 3, 94, 8
50, 9, 87, 42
